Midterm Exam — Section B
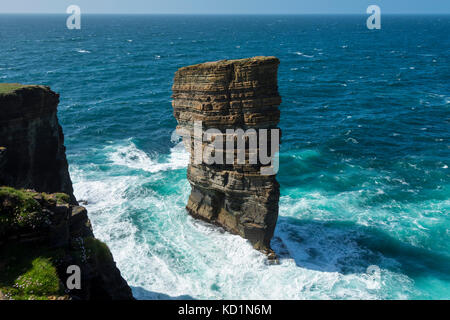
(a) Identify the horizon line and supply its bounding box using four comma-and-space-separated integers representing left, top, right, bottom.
0, 12, 449, 15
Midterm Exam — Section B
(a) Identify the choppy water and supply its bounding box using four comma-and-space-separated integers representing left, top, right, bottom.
1, 14, 449, 299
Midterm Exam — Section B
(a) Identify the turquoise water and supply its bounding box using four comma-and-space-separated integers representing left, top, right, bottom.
1, 14, 449, 299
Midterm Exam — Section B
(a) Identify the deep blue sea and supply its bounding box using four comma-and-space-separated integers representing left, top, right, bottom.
1, 14, 449, 299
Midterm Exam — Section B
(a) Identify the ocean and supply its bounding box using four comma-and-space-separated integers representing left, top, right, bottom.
0, 14, 449, 299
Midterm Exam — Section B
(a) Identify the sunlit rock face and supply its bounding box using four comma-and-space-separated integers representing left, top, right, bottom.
172, 57, 281, 257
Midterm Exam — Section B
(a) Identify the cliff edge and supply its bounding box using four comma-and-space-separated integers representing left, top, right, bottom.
0, 84, 133, 300
0, 84, 75, 203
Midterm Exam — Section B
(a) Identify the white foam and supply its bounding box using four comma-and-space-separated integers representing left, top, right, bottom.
69, 143, 420, 300
294, 51, 314, 58
346, 137, 359, 144
107, 141, 189, 173
76, 49, 91, 54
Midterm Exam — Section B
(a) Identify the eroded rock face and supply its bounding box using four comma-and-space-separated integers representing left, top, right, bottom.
172, 57, 281, 256
0, 85, 75, 203
0, 84, 134, 300
0, 188, 133, 300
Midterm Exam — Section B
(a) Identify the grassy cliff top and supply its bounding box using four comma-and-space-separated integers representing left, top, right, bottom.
0, 83, 47, 96
0, 187, 72, 300
176, 56, 279, 74
0, 83, 29, 94
0, 243, 65, 300
0, 187, 70, 238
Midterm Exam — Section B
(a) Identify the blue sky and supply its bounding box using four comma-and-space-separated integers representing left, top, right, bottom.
1, 0, 449, 14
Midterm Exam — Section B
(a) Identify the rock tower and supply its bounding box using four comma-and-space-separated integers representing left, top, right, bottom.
172, 57, 281, 257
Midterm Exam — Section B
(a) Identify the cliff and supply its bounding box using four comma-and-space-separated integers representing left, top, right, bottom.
172, 57, 281, 258
0, 84, 133, 300
0, 84, 75, 203
0, 188, 132, 300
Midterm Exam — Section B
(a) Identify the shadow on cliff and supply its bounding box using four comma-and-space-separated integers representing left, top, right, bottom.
271, 216, 450, 282
131, 286, 195, 300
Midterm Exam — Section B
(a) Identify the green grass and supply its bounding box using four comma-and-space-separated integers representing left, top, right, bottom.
0, 243, 64, 300
53, 193, 70, 204
41, 192, 70, 205
13, 257, 61, 297
0, 187, 41, 214
0, 187, 43, 236
0, 187, 117, 300
0, 187, 71, 238
0, 83, 33, 95
84, 237, 113, 264
0, 186, 37, 202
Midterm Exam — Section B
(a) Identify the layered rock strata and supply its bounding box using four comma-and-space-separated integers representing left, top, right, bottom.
172, 57, 281, 256
0, 84, 133, 300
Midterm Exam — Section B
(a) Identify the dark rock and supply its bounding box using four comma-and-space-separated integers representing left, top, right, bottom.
0, 187, 134, 300
0, 147, 6, 172
0, 84, 134, 300
69, 206, 92, 238
0, 85, 76, 204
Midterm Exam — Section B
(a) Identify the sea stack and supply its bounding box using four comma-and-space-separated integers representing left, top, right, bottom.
172, 57, 281, 257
